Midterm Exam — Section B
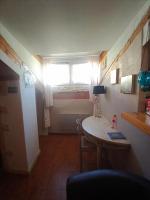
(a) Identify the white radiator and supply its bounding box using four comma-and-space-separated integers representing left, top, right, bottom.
49, 99, 93, 134
49, 114, 90, 133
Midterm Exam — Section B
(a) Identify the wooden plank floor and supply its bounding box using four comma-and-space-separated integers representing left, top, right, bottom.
0, 135, 80, 200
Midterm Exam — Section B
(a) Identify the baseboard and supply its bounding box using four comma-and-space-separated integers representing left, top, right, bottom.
28, 149, 41, 173
4, 168, 29, 175
4, 150, 41, 175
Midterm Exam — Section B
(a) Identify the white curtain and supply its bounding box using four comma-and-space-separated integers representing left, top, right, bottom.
88, 56, 101, 102
88, 56, 101, 117
43, 62, 54, 128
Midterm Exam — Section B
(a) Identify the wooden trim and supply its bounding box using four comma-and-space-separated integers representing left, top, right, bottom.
0, 35, 22, 66
0, 35, 44, 88
0, 35, 42, 66
34, 55, 43, 65
99, 51, 108, 63
100, 8, 150, 84
121, 112, 150, 135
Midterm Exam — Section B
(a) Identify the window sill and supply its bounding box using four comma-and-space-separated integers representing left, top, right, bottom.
52, 84, 90, 92
53, 90, 89, 100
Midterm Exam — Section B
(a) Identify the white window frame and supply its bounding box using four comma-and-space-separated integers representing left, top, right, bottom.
51, 62, 91, 87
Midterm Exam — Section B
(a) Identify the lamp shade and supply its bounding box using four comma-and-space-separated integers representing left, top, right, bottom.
93, 85, 106, 94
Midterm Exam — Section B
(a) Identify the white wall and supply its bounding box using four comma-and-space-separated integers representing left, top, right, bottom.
20, 77, 40, 171
106, 0, 150, 68
0, 23, 42, 81
100, 3, 150, 179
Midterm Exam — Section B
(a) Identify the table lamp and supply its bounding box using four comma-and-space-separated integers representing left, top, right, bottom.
93, 85, 106, 117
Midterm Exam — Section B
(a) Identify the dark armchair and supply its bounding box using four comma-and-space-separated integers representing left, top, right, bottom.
66, 169, 150, 200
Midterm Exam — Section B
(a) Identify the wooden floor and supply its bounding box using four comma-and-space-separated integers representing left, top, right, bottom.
0, 135, 80, 200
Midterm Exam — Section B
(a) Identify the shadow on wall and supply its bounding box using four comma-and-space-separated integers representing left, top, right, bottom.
127, 149, 143, 175
35, 83, 45, 135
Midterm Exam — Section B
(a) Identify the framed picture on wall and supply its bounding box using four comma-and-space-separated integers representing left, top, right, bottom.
121, 74, 135, 94
110, 69, 119, 84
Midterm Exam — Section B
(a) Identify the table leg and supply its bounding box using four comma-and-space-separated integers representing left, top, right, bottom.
97, 145, 103, 168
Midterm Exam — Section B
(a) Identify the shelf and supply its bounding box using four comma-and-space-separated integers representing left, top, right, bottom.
121, 112, 150, 135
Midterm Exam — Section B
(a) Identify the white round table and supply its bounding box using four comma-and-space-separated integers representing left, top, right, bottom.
82, 116, 130, 168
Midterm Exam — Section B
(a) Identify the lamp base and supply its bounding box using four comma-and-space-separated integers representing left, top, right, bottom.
93, 98, 101, 118
93, 109, 102, 118
94, 113, 102, 118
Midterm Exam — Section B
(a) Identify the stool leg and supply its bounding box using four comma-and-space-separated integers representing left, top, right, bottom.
97, 146, 100, 168
97, 146, 103, 168
80, 150, 83, 172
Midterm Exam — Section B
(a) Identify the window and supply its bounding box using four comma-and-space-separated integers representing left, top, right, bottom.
72, 63, 91, 84
43, 61, 100, 88
43, 64, 70, 86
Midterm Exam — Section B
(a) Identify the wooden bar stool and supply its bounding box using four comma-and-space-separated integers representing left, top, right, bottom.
76, 117, 98, 171
80, 135, 98, 171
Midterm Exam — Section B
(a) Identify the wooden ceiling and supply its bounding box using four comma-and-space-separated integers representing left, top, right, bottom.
0, 60, 19, 81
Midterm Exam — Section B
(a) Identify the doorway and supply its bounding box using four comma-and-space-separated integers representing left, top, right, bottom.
0, 60, 19, 172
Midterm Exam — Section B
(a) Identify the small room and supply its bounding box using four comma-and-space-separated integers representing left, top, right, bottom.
0, 60, 20, 171
0, 0, 150, 200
